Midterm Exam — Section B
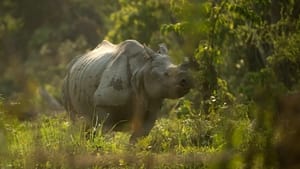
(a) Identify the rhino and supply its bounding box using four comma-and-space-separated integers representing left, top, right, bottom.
62, 40, 192, 142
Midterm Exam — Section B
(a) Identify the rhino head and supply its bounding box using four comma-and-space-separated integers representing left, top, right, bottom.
140, 43, 193, 100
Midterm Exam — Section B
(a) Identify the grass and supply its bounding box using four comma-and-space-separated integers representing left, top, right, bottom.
0, 103, 274, 169
0, 112, 227, 169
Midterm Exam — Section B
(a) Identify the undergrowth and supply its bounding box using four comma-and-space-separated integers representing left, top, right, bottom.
0, 102, 268, 169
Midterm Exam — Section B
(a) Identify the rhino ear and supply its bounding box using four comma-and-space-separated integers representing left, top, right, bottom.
143, 44, 156, 60
158, 43, 168, 54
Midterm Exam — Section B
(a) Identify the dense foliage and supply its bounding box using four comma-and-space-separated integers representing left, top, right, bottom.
0, 0, 299, 168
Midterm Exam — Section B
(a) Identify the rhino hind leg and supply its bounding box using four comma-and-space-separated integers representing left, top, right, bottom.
80, 108, 113, 139
88, 106, 128, 133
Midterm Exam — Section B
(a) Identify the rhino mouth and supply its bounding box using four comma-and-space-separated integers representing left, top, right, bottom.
175, 74, 193, 97
171, 82, 190, 98
176, 85, 190, 96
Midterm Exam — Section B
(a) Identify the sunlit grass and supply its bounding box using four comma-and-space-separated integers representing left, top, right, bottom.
0, 113, 212, 168
0, 107, 272, 169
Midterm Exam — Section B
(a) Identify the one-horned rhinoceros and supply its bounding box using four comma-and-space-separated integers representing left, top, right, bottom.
62, 40, 192, 142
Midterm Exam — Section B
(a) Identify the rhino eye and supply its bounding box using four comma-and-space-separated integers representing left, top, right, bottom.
164, 71, 169, 77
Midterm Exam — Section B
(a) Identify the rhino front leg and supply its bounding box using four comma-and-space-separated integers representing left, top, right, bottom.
130, 111, 157, 143
130, 109, 146, 143
130, 99, 161, 143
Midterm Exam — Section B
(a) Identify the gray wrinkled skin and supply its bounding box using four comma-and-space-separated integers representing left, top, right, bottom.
62, 40, 192, 143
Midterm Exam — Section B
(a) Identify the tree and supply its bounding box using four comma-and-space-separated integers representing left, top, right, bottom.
106, 0, 173, 46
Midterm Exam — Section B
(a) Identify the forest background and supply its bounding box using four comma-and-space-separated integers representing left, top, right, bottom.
0, 0, 299, 168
